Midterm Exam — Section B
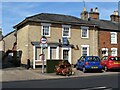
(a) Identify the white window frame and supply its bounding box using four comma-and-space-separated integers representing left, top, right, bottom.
41, 23, 51, 37
33, 45, 48, 69
48, 46, 59, 59
81, 26, 89, 38
81, 45, 89, 56
62, 25, 71, 38
110, 32, 117, 44
111, 48, 117, 56
102, 48, 108, 56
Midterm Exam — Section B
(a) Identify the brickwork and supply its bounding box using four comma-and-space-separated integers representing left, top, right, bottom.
98, 30, 120, 57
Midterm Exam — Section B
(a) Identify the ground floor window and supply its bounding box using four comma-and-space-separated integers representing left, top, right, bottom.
81, 45, 89, 56
35, 47, 41, 60
111, 48, 117, 56
50, 47, 57, 59
34, 45, 59, 61
101, 48, 108, 56
35, 47, 48, 60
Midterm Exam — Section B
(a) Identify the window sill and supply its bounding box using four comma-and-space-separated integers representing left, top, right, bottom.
111, 43, 117, 44
81, 37, 89, 39
42, 35, 51, 38
62, 36, 71, 39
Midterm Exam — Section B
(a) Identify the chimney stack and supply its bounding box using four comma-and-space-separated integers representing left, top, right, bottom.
80, 0, 88, 20
110, 10, 120, 22
89, 7, 99, 19
81, 10, 88, 20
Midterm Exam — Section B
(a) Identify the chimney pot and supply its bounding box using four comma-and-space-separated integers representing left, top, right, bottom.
95, 7, 98, 12
113, 11, 118, 15
91, 8, 93, 12
89, 7, 99, 19
110, 10, 120, 22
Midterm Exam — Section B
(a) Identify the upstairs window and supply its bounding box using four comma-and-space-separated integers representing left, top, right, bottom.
111, 32, 117, 44
41, 23, 51, 37
81, 26, 89, 38
62, 25, 71, 38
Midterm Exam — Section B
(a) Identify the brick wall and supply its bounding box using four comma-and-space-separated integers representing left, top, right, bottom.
98, 30, 119, 57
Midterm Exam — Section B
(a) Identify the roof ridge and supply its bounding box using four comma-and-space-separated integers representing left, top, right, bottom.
26, 12, 82, 21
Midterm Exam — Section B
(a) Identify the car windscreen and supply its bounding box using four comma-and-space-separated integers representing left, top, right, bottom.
87, 57, 100, 62
110, 57, 120, 61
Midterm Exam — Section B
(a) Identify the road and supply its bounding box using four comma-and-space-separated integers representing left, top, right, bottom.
2, 74, 119, 89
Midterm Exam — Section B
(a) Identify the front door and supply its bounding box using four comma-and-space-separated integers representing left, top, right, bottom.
62, 47, 72, 64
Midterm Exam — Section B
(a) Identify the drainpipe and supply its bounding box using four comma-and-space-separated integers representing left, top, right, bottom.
93, 25, 96, 55
97, 26, 100, 57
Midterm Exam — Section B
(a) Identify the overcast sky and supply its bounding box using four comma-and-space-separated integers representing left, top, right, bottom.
1, 1, 119, 36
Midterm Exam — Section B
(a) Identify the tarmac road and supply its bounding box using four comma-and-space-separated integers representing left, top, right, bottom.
1, 67, 120, 82
1, 67, 120, 89
2, 74, 119, 89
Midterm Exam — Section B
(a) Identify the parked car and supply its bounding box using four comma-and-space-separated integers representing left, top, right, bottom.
100, 56, 120, 71
76, 56, 103, 73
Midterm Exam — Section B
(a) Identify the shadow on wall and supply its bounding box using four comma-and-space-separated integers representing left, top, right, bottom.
1, 50, 22, 69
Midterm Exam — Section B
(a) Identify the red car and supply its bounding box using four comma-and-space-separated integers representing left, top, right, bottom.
101, 56, 120, 71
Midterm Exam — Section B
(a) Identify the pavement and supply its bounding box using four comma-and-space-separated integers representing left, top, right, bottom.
1, 66, 120, 82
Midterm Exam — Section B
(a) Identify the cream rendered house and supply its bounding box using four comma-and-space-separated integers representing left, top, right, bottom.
13, 13, 98, 68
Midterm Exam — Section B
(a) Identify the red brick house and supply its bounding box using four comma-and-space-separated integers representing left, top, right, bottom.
87, 8, 120, 57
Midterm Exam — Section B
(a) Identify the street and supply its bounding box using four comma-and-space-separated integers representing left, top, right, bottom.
2, 74, 119, 89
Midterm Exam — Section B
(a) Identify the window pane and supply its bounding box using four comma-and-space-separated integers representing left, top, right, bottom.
50, 47, 57, 59
36, 47, 41, 60
101, 48, 108, 56
82, 28, 88, 37
82, 47, 87, 56
63, 27, 69, 37
111, 33, 117, 43
43, 26, 49, 36
88, 57, 100, 62
111, 49, 117, 56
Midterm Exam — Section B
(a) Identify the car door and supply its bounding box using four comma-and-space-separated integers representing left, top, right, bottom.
101, 56, 108, 66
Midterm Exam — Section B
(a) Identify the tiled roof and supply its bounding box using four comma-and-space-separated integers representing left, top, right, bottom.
14, 13, 119, 31
88, 19, 119, 31
26, 13, 90, 24
13, 13, 94, 28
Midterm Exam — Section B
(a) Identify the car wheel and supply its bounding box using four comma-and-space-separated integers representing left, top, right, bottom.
104, 66, 108, 72
83, 67, 86, 73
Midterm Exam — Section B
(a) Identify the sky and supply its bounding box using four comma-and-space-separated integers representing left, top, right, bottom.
0, 1, 120, 36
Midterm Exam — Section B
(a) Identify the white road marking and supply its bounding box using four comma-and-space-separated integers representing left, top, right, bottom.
80, 86, 111, 90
